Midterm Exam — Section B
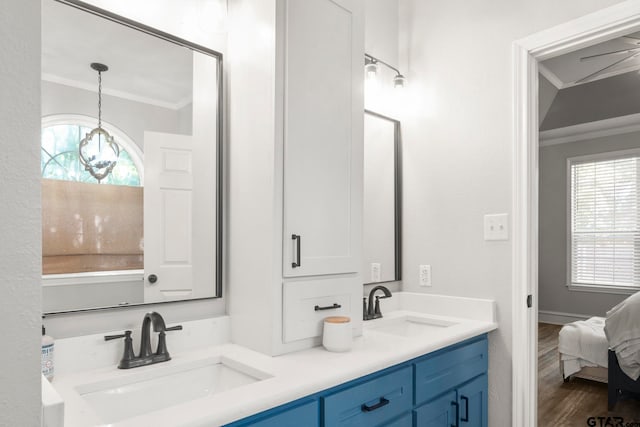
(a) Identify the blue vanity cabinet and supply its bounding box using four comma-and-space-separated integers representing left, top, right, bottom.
223, 335, 488, 427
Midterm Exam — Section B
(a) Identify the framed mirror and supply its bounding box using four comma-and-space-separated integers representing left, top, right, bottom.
363, 110, 402, 284
42, 0, 222, 313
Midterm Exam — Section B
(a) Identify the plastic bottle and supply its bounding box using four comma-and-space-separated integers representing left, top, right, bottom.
41, 324, 55, 381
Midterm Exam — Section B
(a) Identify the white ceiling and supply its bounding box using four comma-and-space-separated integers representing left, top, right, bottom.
42, 0, 194, 110
540, 31, 640, 89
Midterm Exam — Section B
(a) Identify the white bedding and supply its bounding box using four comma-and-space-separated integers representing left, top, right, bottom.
559, 316, 608, 378
605, 292, 640, 380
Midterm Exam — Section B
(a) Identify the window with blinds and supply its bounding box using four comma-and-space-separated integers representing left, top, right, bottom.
570, 154, 640, 289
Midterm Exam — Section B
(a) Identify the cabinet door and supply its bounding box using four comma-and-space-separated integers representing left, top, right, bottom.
413, 391, 457, 427
457, 375, 487, 427
282, 0, 363, 277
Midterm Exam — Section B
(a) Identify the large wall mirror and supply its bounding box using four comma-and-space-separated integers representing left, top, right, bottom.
363, 111, 402, 284
42, 0, 222, 313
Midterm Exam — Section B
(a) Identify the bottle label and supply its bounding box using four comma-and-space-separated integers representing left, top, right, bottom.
42, 343, 54, 379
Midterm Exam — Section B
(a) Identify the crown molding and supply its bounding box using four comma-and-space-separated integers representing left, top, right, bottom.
540, 112, 640, 146
42, 73, 191, 111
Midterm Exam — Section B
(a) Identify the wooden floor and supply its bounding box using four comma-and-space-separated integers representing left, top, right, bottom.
538, 323, 640, 426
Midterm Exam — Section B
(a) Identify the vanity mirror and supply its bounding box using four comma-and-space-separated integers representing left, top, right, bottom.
363, 111, 402, 284
42, 0, 222, 313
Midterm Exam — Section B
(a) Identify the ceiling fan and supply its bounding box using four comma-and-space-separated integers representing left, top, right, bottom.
575, 35, 640, 84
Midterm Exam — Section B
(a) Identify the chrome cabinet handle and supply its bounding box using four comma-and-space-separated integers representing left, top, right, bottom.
291, 234, 301, 268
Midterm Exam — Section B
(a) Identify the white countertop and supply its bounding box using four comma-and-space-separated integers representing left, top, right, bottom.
45, 293, 497, 427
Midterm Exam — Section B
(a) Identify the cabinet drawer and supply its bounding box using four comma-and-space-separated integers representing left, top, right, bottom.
223, 400, 318, 427
414, 338, 487, 406
384, 412, 413, 427
283, 279, 354, 343
323, 366, 412, 427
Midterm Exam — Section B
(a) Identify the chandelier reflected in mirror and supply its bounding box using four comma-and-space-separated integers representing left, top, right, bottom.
79, 62, 120, 183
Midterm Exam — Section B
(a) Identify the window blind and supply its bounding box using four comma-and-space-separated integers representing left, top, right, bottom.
571, 155, 640, 288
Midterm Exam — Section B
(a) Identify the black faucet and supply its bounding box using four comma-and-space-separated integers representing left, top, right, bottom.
364, 285, 392, 320
105, 311, 182, 369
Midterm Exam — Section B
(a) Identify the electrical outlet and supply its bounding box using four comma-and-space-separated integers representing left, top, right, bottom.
419, 265, 431, 287
370, 263, 381, 282
484, 213, 509, 241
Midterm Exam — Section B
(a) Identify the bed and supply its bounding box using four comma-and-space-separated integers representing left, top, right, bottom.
559, 316, 609, 383
558, 292, 640, 410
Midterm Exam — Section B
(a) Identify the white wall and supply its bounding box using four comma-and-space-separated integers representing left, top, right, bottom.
538, 133, 640, 319
365, 0, 398, 65
364, 0, 402, 119
42, 81, 190, 150
397, 0, 624, 425
0, 0, 42, 425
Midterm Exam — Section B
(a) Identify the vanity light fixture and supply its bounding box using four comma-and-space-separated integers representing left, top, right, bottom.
364, 53, 407, 89
364, 58, 379, 79
78, 62, 120, 183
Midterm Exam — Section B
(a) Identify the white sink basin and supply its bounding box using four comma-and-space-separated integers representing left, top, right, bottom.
366, 315, 458, 337
75, 355, 271, 424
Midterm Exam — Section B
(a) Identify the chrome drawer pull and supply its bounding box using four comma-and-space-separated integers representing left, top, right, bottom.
361, 397, 389, 412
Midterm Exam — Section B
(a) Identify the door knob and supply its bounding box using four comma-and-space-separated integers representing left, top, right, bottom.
148, 274, 158, 284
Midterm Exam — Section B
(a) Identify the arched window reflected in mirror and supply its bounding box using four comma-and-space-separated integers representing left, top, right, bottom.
41, 116, 144, 275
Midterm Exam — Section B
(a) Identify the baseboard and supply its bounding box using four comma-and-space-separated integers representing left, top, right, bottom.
538, 310, 591, 325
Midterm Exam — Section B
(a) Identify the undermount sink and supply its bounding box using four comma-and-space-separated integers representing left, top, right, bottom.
75, 355, 272, 424
366, 315, 458, 337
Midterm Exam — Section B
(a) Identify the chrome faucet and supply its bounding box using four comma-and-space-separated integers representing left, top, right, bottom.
105, 311, 182, 369
364, 285, 393, 320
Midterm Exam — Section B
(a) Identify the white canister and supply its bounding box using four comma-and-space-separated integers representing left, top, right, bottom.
322, 316, 352, 352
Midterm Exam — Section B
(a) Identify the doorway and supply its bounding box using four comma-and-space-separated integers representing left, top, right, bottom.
512, 3, 640, 426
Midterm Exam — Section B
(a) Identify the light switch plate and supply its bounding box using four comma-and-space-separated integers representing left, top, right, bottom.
370, 263, 381, 282
419, 264, 431, 287
484, 213, 509, 241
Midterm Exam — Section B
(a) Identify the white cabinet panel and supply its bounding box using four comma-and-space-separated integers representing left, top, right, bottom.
283, 0, 362, 277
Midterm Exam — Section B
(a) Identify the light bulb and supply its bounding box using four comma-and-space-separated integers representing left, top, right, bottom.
393, 74, 407, 89
365, 62, 378, 80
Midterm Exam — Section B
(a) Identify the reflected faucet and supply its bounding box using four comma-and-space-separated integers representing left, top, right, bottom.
105, 311, 182, 369
364, 285, 392, 320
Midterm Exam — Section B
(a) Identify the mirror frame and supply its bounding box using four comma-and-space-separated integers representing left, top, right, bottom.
363, 110, 402, 285
43, 0, 224, 314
